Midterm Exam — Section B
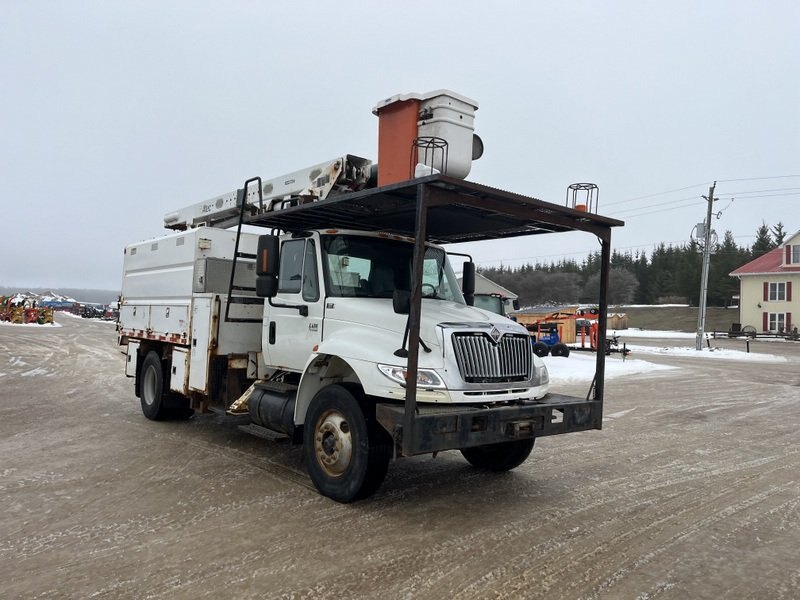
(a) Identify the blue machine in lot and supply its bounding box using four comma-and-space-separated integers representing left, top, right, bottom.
530, 322, 571, 358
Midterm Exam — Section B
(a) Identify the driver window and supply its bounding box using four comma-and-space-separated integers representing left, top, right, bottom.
302, 240, 319, 302
279, 239, 320, 301
278, 240, 304, 293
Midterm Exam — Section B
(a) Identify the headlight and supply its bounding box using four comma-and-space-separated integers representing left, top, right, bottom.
377, 364, 445, 389
535, 364, 549, 385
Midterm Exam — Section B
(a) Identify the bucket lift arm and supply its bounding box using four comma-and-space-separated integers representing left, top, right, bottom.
162, 155, 373, 231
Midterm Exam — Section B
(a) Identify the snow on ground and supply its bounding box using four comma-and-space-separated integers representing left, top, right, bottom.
56, 312, 116, 324
624, 344, 787, 363
543, 352, 676, 384
0, 321, 62, 328
544, 327, 789, 383
614, 328, 695, 339
613, 328, 792, 343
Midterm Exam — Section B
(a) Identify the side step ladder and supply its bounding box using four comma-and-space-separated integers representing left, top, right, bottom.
224, 177, 266, 323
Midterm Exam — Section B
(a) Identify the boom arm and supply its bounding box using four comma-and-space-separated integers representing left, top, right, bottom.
162, 155, 373, 231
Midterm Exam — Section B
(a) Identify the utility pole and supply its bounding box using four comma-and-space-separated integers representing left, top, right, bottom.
695, 181, 716, 351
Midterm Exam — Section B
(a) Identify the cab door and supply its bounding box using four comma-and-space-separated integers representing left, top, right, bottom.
264, 236, 324, 372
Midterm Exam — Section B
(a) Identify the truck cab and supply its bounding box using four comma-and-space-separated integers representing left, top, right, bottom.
261, 230, 549, 420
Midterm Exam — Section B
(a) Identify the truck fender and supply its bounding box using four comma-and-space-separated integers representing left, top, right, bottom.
295, 353, 379, 427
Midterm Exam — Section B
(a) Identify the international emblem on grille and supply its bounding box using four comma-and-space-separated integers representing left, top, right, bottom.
489, 326, 502, 343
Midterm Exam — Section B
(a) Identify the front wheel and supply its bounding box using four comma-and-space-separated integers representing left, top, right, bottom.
461, 438, 535, 471
304, 384, 391, 503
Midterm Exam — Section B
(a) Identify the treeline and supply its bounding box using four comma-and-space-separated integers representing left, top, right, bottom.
479, 222, 787, 307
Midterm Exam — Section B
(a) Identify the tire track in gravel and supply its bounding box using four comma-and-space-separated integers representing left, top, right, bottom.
241, 454, 798, 600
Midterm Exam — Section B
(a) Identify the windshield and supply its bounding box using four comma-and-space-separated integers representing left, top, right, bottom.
321, 234, 465, 303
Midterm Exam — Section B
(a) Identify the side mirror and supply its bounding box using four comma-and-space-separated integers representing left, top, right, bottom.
256, 234, 280, 298
512, 299, 520, 311
256, 277, 278, 298
462, 261, 475, 306
393, 290, 411, 315
256, 235, 279, 276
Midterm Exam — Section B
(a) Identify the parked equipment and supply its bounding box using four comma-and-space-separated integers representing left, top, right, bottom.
528, 322, 571, 358
118, 90, 624, 502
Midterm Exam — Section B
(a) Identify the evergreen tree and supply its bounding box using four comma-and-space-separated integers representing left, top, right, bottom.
752, 222, 773, 257
675, 241, 702, 304
771, 222, 786, 246
632, 252, 650, 303
475, 231, 757, 308
581, 268, 639, 304
708, 231, 746, 306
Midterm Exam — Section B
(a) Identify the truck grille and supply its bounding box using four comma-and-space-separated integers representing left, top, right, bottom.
451, 333, 532, 383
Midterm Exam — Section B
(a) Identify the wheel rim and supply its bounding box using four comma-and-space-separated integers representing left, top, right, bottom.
313, 409, 353, 477
142, 364, 157, 407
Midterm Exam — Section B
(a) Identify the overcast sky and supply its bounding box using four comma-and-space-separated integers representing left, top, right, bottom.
2, 1, 798, 290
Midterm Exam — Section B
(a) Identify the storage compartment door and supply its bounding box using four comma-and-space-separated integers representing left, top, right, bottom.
125, 341, 140, 377
170, 347, 190, 395
189, 297, 215, 393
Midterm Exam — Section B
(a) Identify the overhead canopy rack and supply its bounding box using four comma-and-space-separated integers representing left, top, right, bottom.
229, 173, 624, 457
243, 174, 623, 242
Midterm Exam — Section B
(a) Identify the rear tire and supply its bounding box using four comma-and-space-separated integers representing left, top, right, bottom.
461, 438, 535, 471
138, 351, 194, 420
551, 343, 570, 357
532, 341, 550, 357
304, 384, 391, 502
139, 351, 169, 421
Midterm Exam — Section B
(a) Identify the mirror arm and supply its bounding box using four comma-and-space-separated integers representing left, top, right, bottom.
268, 297, 308, 317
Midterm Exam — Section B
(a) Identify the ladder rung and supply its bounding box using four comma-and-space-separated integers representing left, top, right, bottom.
228, 296, 263, 305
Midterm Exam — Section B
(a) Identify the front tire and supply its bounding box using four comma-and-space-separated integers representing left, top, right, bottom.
303, 384, 391, 503
551, 343, 570, 357
461, 438, 535, 471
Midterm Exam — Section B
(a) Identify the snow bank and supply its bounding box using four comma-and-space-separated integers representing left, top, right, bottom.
0, 321, 62, 328
543, 352, 677, 384
624, 344, 787, 363
614, 328, 695, 339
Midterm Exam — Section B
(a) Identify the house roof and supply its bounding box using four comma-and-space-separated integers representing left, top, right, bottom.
729, 245, 800, 276
456, 273, 519, 299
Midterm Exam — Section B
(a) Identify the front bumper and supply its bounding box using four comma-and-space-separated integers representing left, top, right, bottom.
375, 393, 600, 457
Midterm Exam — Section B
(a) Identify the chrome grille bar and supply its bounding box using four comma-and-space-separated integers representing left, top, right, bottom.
452, 333, 532, 382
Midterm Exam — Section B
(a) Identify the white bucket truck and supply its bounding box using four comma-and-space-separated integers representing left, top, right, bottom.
119, 91, 623, 502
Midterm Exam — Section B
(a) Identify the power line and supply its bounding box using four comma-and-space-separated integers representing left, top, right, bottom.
716, 191, 800, 200
614, 199, 704, 219
717, 186, 800, 195
614, 191, 800, 220
611, 193, 706, 216
717, 175, 800, 183
604, 175, 800, 209
604, 182, 709, 208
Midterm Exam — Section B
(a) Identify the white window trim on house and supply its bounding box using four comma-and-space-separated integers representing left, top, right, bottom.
768, 312, 786, 333
768, 282, 786, 301
792, 245, 800, 264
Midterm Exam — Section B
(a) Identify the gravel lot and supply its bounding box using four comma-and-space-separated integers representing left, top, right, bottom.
2, 315, 799, 599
